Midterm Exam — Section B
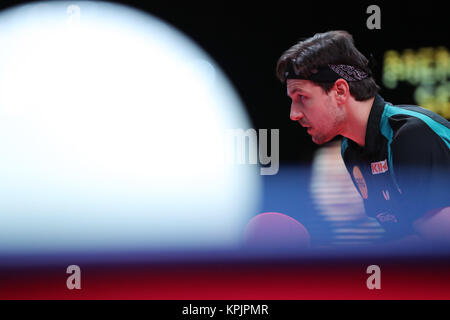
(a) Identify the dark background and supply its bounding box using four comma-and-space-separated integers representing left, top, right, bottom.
0, 2, 449, 286
1, 0, 448, 163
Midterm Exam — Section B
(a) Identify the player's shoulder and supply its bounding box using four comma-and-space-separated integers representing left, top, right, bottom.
384, 106, 450, 167
391, 114, 431, 141
383, 104, 449, 145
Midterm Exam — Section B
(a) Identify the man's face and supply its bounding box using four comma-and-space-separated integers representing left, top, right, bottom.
286, 79, 345, 144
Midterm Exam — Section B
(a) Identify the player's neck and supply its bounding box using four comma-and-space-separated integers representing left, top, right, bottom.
340, 96, 375, 147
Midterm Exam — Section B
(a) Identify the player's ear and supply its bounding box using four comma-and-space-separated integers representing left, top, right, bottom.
333, 79, 350, 105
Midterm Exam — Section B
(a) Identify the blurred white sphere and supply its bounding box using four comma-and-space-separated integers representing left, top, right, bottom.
0, 1, 260, 254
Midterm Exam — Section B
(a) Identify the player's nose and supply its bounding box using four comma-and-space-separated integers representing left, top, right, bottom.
290, 104, 304, 121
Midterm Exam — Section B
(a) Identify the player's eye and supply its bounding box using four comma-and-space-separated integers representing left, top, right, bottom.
297, 94, 306, 102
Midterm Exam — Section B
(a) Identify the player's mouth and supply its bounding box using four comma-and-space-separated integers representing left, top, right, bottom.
299, 122, 312, 133
299, 122, 310, 128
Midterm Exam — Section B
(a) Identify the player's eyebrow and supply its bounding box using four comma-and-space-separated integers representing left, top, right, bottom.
287, 87, 306, 96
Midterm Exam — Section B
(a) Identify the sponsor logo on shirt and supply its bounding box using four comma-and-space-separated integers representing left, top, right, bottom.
376, 212, 398, 223
382, 189, 390, 201
371, 159, 388, 175
352, 166, 368, 199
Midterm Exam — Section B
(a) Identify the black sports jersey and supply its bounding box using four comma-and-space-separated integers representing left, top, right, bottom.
341, 94, 450, 240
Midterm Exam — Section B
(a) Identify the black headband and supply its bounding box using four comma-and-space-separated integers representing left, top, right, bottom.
284, 58, 370, 82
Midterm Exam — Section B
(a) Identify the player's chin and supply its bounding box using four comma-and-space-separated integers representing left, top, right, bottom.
311, 133, 332, 145
312, 138, 326, 145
